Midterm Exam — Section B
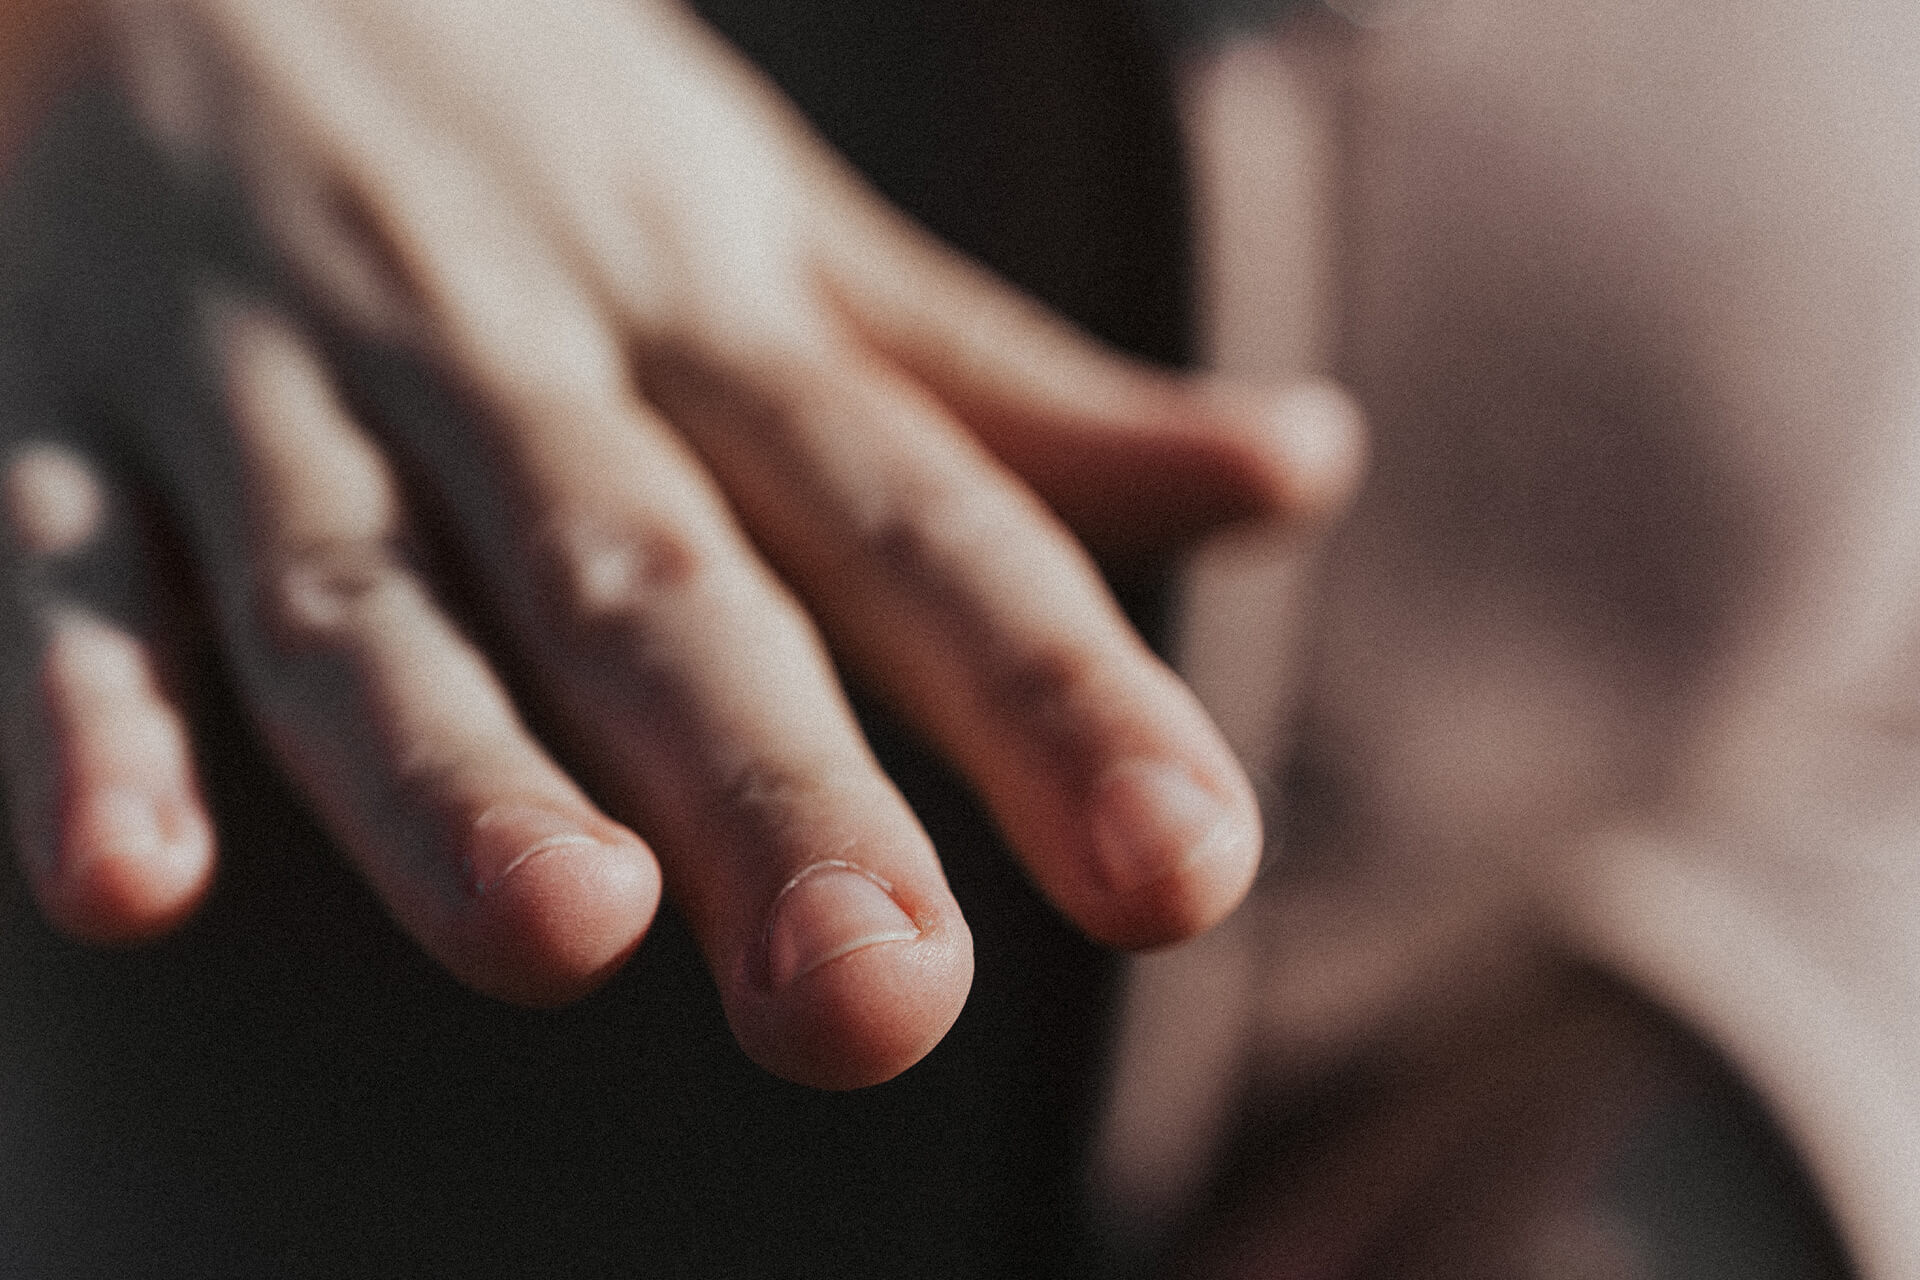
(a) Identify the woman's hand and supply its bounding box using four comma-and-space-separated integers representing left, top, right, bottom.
1, 0, 1361, 1088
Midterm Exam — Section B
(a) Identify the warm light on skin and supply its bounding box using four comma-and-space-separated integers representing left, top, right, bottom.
0, 0, 1365, 1091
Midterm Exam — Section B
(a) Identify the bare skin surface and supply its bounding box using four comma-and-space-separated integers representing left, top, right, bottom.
0, 0, 1364, 1089
1102, 0, 1920, 1273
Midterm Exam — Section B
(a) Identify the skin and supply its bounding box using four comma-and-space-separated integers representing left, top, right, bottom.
1101, 0, 1920, 1273
0, 0, 1364, 1089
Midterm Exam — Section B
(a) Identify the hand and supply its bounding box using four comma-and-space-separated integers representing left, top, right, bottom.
3, 0, 1362, 1087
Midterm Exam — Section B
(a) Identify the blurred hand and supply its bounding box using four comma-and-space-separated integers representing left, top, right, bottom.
0, 0, 1362, 1088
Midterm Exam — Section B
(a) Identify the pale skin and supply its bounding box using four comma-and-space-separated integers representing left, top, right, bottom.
15, 0, 1920, 1265
0, 0, 1363, 1088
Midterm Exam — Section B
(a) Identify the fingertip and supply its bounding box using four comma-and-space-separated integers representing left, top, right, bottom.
38, 786, 216, 945
1079, 759, 1263, 950
455, 811, 664, 1007
1224, 377, 1369, 525
724, 867, 974, 1090
28, 615, 217, 944
1023, 373, 1369, 556
733, 927, 974, 1090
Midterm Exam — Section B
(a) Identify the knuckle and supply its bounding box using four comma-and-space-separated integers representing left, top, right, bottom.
688, 756, 822, 867
526, 514, 705, 662
856, 480, 999, 595
989, 640, 1106, 760
251, 533, 410, 661
3, 445, 107, 559
851, 479, 1123, 768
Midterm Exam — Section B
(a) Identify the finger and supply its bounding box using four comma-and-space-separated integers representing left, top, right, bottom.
644, 336, 1262, 949
371, 338, 973, 1089
215, 74, 429, 349
822, 204, 1367, 554
508, 451, 976, 1090
304, 148, 977, 1086
163, 294, 662, 1005
198, 114, 974, 1084
0, 443, 214, 942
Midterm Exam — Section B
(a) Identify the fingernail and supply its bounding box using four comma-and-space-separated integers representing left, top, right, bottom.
765, 860, 920, 990
467, 803, 618, 897
1091, 761, 1241, 896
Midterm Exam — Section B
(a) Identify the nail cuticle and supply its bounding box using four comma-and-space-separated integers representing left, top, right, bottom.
763, 858, 921, 990
472, 831, 603, 897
